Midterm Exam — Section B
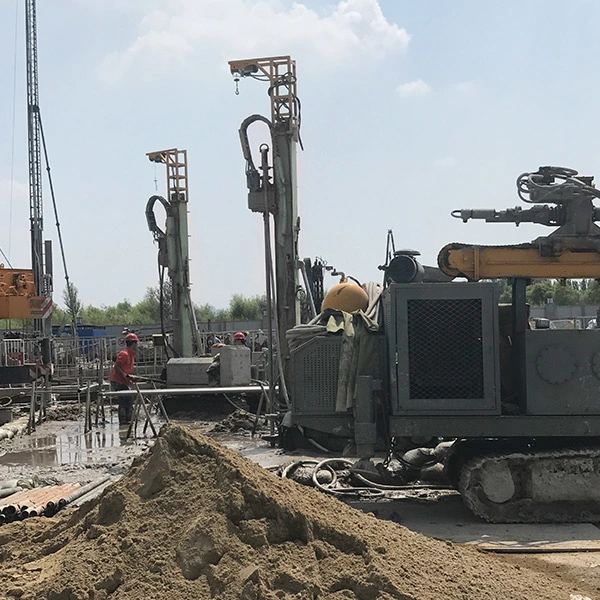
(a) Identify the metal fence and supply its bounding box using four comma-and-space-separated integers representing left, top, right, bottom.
0, 336, 167, 381
0, 329, 271, 382
51, 336, 168, 380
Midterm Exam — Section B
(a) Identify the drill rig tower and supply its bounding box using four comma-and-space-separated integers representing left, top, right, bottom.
229, 55, 301, 370
26, 0, 52, 361
146, 148, 199, 358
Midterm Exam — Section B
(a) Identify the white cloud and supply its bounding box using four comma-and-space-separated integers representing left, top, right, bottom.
434, 156, 457, 169
98, 0, 410, 84
396, 79, 431, 98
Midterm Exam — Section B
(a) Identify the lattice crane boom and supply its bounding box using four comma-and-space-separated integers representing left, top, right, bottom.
25, 0, 44, 302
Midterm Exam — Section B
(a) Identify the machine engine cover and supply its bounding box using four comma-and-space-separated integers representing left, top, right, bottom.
382, 282, 500, 415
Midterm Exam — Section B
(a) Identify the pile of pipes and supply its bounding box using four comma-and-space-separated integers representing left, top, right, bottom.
0, 476, 110, 524
0, 416, 28, 441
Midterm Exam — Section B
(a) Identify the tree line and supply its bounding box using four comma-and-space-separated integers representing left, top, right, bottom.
54, 284, 266, 327
0, 284, 266, 331
57, 278, 600, 328
497, 278, 600, 306
2, 278, 599, 331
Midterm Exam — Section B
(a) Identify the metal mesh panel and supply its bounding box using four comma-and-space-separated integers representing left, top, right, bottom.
291, 337, 341, 414
407, 298, 484, 399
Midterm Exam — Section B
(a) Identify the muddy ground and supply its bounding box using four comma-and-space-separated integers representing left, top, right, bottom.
1, 404, 600, 598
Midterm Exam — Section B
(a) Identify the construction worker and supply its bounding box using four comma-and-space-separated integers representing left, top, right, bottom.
110, 332, 140, 425
233, 331, 247, 346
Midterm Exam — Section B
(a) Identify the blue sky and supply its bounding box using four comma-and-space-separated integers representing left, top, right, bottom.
1, 0, 600, 310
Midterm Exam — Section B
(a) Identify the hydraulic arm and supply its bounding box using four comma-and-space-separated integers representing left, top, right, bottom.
439, 166, 600, 280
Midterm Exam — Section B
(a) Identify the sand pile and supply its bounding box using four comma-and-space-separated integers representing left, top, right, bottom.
0, 425, 586, 600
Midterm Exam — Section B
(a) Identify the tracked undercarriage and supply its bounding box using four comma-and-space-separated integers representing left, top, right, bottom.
452, 444, 600, 523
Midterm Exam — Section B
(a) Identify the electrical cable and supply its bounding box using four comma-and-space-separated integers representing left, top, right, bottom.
221, 393, 250, 413
267, 236, 291, 409
0, 247, 13, 269
311, 459, 384, 498
353, 473, 449, 491
280, 458, 450, 496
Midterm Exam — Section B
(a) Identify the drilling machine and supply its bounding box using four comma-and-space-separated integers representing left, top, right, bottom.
287, 166, 600, 522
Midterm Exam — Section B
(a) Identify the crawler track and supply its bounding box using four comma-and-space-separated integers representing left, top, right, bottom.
458, 448, 600, 523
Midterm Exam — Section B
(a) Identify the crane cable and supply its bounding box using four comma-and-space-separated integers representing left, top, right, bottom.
37, 110, 77, 321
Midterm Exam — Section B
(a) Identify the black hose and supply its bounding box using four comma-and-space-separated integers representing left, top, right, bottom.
311, 459, 384, 498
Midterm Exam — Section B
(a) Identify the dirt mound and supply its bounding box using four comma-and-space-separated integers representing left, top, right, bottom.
0, 424, 587, 599
46, 403, 81, 421
211, 409, 261, 434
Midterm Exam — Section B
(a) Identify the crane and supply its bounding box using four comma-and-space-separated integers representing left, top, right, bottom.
24, 0, 52, 364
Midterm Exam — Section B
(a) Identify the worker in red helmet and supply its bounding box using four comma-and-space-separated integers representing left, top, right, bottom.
233, 331, 246, 346
109, 332, 140, 425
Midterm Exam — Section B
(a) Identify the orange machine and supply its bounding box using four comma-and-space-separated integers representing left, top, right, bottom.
0, 266, 45, 319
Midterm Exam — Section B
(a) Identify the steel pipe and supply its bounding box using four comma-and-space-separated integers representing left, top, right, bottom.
58, 476, 111, 508
21, 504, 44, 518
0, 479, 20, 490
71, 478, 113, 507
102, 385, 270, 397
1, 483, 80, 516
0, 486, 22, 499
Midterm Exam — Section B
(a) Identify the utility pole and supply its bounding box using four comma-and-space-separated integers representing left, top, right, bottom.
25, 0, 52, 362
229, 55, 301, 371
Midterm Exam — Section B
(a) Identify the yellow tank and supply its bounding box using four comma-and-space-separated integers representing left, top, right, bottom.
321, 281, 369, 313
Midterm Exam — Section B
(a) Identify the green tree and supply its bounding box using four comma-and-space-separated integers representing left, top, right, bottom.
229, 294, 265, 320
141, 283, 172, 322
496, 281, 512, 303
553, 282, 582, 305
62, 282, 82, 324
583, 280, 600, 304
80, 305, 106, 326
195, 303, 221, 322
526, 279, 554, 306
102, 301, 134, 325
51, 305, 68, 326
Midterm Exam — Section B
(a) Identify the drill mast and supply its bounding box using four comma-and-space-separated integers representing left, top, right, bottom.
146, 148, 199, 358
229, 55, 301, 371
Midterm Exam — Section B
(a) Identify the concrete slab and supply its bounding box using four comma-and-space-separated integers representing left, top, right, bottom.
348, 496, 600, 552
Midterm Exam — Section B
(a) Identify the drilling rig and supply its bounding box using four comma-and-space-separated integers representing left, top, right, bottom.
229, 55, 302, 386
285, 165, 600, 523
146, 148, 200, 359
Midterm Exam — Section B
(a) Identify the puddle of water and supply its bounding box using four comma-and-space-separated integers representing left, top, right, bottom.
0, 420, 156, 468
0, 419, 272, 470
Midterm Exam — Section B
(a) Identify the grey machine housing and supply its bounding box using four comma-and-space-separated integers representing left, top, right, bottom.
288, 280, 600, 452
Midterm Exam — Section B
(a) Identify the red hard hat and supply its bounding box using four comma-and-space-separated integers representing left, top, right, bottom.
233, 332, 246, 341
125, 333, 140, 343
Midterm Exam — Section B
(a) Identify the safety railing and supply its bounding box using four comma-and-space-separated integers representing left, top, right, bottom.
50, 335, 167, 381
